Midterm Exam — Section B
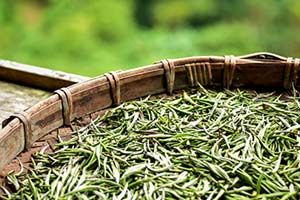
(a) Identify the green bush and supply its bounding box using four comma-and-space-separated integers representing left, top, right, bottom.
0, 0, 299, 76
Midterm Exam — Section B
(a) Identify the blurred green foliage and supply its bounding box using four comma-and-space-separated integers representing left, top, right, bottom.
0, 0, 299, 77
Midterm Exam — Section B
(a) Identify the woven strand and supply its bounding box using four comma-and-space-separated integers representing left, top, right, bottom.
229, 57, 237, 87
16, 112, 32, 149
284, 58, 300, 89
223, 56, 229, 87
202, 63, 207, 85
104, 72, 121, 105
190, 63, 196, 84
293, 58, 300, 84
54, 88, 73, 125
191, 63, 198, 86
197, 63, 204, 85
185, 64, 194, 86
283, 57, 296, 89
206, 62, 212, 85
11, 112, 32, 150
111, 71, 121, 105
2, 111, 32, 149
223, 55, 236, 88
160, 59, 175, 94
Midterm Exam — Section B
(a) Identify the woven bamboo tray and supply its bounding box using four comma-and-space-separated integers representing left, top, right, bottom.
0, 52, 299, 181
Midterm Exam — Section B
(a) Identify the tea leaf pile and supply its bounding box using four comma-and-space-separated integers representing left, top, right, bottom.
4, 89, 300, 199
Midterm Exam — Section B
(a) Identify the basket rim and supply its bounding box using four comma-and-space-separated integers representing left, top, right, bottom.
0, 51, 299, 173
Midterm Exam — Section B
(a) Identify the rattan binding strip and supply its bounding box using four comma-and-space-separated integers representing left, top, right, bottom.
185, 62, 212, 87
160, 59, 175, 94
223, 55, 236, 88
284, 58, 300, 89
293, 59, 300, 84
104, 72, 121, 105
54, 88, 73, 125
2, 111, 32, 150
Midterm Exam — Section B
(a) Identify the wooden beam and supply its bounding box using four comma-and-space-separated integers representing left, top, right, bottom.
0, 60, 89, 91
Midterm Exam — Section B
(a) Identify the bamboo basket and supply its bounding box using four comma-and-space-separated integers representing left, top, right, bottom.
0, 52, 299, 182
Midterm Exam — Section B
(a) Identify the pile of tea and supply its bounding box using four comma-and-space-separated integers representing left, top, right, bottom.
4, 88, 300, 199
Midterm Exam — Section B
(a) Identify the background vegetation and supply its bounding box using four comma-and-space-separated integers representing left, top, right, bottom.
0, 0, 299, 77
